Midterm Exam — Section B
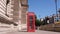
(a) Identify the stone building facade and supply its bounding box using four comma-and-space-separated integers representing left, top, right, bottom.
0, 0, 12, 24
0, 0, 28, 31
0, 0, 15, 31
7, 0, 28, 30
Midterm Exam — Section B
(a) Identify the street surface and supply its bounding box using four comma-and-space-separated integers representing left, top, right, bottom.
0, 30, 60, 34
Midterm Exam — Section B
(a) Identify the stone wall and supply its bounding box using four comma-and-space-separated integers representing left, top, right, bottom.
39, 23, 60, 32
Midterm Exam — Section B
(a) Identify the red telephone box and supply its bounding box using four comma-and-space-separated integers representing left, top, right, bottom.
27, 12, 35, 32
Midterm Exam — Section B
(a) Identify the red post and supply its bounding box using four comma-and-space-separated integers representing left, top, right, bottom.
27, 12, 35, 32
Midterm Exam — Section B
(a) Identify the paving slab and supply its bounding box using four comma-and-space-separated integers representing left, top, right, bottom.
2, 30, 60, 34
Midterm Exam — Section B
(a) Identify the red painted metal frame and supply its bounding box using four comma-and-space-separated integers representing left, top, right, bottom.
27, 12, 35, 32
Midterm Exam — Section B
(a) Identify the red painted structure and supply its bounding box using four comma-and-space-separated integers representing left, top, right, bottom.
27, 12, 35, 32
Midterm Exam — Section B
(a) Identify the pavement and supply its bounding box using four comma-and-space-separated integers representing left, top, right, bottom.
0, 30, 60, 34
0, 25, 60, 34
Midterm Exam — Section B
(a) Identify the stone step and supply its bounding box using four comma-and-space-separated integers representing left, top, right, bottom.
0, 26, 15, 32
0, 27, 12, 31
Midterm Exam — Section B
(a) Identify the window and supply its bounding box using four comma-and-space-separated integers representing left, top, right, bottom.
6, 0, 10, 5
29, 16, 33, 19
29, 16, 33, 29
